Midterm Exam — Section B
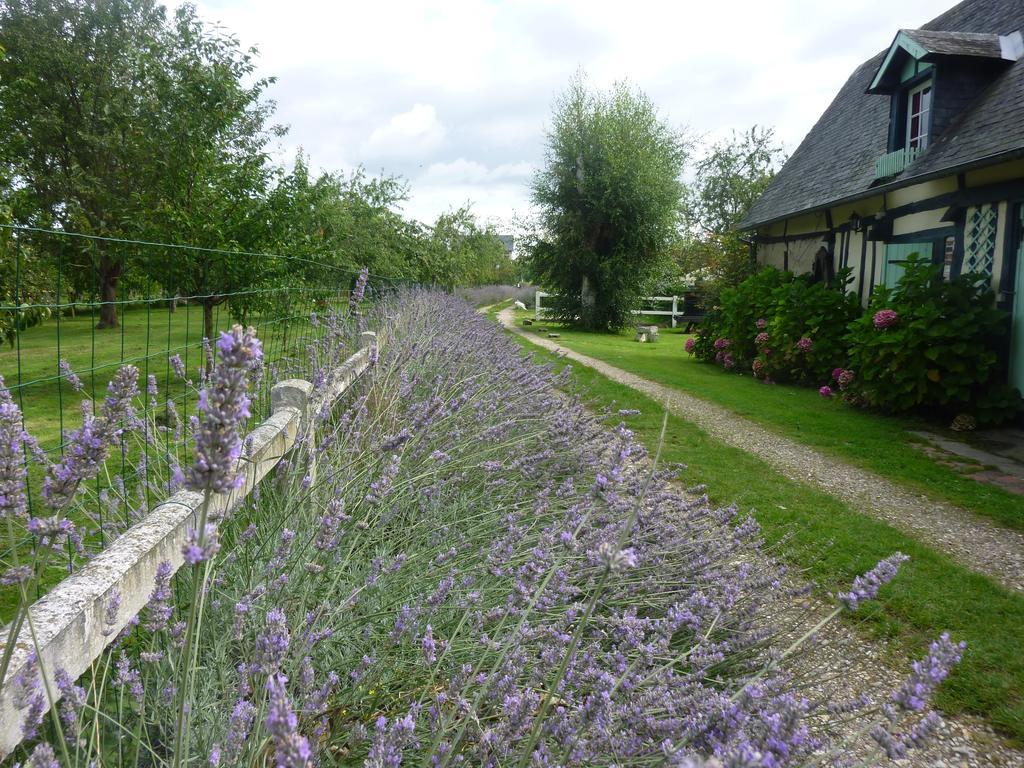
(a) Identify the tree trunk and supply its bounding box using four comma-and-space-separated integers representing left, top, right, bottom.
203, 299, 215, 344
580, 274, 597, 329
96, 255, 121, 329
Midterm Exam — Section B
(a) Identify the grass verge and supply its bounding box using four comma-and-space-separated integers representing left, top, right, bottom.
508, 309, 1024, 533
493, 307, 1024, 744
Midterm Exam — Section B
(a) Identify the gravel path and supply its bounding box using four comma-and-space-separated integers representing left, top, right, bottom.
495, 308, 1024, 766
498, 308, 1024, 594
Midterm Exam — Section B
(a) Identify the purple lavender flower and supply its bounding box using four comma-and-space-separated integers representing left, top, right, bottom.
0, 564, 32, 586
14, 651, 45, 740
422, 624, 437, 664
101, 588, 122, 636
0, 376, 29, 520
55, 667, 86, 741
226, 699, 258, 761
42, 365, 138, 510
182, 523, 220, 565
596, 542, 638, 573
145, 560, 174, 632
185, 325, 262, 495
170, 353, 188, 381
366, 710, 416, 768
27, 742, 59, 768
115, 650, 143, 703
59, 359, 83, 392
350, 266, 369, 313
256, 607, 291, 673
266, 674, 313, 767
893, 633, 966, 711
838, 552, 909, 610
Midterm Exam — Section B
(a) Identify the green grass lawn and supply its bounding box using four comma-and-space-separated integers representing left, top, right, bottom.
0, 301, 326, 452
492, 307, 1024, 743
0, 300, 334, 621
509, 309, 1024, 533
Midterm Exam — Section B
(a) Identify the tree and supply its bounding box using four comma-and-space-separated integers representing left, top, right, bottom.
135, 4, 280, 341
0, 0, 168, 329
684, 126, 784, 234
528, 74, 686, 331
424, 207, 515, 288
674, 127, 786, 306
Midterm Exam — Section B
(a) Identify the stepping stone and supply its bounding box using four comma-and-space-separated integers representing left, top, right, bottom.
547, 333, 561, 338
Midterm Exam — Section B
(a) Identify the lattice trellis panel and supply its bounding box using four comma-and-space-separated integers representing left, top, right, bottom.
963, 204, 998, 276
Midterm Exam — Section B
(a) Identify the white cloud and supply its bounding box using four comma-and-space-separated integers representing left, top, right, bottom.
185, 0, 958, 223
362, 104, 446, 160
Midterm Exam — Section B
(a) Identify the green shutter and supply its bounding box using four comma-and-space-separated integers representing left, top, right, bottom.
883, 242, 933, 288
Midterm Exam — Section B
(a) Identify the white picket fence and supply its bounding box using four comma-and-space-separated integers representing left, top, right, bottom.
0, 331, 379, 758
533, 291, 695, 327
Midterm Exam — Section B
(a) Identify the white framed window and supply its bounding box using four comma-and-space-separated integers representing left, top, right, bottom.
906, 80, 932, 151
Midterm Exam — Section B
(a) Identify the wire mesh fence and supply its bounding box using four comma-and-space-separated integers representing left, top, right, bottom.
0, 225, 392, 618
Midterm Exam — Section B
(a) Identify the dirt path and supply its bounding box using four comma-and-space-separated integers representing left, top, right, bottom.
498, 307, 1024, 595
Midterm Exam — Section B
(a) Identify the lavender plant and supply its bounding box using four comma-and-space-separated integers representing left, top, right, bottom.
3, 290, 963, 767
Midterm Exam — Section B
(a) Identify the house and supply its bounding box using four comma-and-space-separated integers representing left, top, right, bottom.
740, 0, 1024, 394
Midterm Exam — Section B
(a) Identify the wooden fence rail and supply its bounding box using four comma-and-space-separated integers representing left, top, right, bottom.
534, 291, 701, 328
0, 330, 379, 758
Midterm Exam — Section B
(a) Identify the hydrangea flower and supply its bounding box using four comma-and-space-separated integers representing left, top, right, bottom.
819, 385, 832, 397
755, 318, 767, 329
684, 338, 696, 354
754, 332, 769, 347
796, 337, 814, 352
873, 309, 899, 329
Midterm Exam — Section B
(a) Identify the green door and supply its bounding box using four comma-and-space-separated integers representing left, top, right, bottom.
883, 242, 933, 288
1010, 204, 1024, 395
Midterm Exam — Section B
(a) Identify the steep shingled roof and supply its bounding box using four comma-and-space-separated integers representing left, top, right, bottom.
903, 29, 1005, 59
740, 0, 1024, 230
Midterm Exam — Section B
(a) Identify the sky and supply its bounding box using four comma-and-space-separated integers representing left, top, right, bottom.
189, 0, 956, 228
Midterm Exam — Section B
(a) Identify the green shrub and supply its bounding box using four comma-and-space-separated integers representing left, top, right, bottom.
757, 268, 860, 384
692, 266, 858, 384
692, 267, 790, 367
844, 255, 1021, 424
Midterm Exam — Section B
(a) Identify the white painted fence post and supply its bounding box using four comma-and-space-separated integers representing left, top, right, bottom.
535, 291, 541, 320
671, 296, 678, 328
272, 378, 315, 483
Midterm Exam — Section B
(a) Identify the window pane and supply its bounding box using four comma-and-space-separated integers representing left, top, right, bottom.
910, 115, 920, 138
912, 91, 921, 111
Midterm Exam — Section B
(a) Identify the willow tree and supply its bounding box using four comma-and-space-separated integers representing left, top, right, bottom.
529, 74, 687, 331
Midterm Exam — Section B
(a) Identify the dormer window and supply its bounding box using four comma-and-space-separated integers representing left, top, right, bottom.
906, 80, 932, 151
866, 28, 1021, 179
